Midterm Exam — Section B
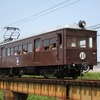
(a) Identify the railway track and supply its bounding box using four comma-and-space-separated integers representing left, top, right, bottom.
0, 77, 100, 87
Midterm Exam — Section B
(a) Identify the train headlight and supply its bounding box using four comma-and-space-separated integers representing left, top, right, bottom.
79, 52, 86, 60
78, 20, 86, 28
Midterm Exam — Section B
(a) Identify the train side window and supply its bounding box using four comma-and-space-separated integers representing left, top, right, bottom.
19, 45, 22, 54
35, 39, 41, 52
89, 37, 93, 48
14, 46, 19, 55
23, 44, 27, 54
11, 48, 14, 55
7, 48, 11, 56
2, 48, 6, 57
43, 39, 49, 50
28, 43, 32, 52
50, 37, 56, 49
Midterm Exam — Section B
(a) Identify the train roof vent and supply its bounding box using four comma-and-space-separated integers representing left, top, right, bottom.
3, 27, 20, 43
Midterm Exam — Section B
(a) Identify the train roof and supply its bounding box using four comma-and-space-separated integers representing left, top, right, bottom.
0, 23, 96, 46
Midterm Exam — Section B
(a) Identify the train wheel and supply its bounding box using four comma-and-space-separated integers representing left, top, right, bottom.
72, 75, 78, 79
43, 73, 54, 78
18, 69, 25, 77
56, 70, 65, 79
42, 70, 54, 78
8, 68, 13, 77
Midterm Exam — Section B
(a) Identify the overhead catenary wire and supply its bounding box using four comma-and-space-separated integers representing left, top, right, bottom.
15, 0, 81, 26
0, 0, 38, 20
0, 0, 41, 29
89, 24, 100, 29
2, 0, 80, 27
89, 24, 100, 36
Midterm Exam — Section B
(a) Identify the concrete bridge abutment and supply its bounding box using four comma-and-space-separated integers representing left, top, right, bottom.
3, 90, 28, 100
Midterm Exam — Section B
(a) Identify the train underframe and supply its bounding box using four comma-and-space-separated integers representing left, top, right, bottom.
0, 63, 92, 78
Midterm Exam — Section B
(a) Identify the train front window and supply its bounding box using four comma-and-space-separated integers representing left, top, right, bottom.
67, 37, 87, 48
67, 37, 76, 48
79, 38, 86, 48
89, 37, 93, 48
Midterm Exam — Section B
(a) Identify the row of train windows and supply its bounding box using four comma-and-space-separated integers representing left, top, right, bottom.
67, 37, 93, 48
2, 43, 32, 56
35, 37, 57, 51
1, 37, 57, 57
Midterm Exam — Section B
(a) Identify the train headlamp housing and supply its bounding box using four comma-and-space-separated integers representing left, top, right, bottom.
78, 20, 86, 28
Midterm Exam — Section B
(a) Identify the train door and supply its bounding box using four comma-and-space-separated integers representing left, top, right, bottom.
34, 38, 41, 63
0, 47, 5, 65
56, 33, 63, 64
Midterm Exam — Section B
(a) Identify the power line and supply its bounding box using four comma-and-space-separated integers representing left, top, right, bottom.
16, 0, 81, 26
89, 24, 100, 29
3, 0, 80, 27
0, 0, 40, 23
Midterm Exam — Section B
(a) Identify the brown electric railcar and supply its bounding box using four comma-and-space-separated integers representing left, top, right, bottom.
0, 21, 97, 78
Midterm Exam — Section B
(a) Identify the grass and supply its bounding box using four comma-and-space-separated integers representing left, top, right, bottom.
27, 94, 58, 100
80, 72, 100, 79
0, 91, 3, 100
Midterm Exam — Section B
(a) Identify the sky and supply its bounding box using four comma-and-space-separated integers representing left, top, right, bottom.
0, 0, 100, 61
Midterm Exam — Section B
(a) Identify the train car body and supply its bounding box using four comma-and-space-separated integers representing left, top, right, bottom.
0, 21, 97, 78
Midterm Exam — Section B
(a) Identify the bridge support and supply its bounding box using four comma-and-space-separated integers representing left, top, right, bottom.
3, 90, 28, 100
13, 92, 28, 100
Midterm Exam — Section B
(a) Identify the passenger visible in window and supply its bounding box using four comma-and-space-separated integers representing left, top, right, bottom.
71, 38, 76, 47
36, 47, 41, 52
53, 43, 56, 49
23, 49, 27, 54
49, 44, 56, 49
50, 38, 56, 49
71, 43, 76, 47
14, 50, 19, 55
49, 44, 54, 49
